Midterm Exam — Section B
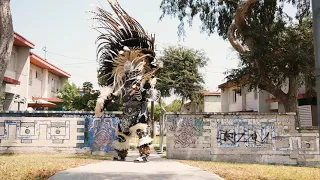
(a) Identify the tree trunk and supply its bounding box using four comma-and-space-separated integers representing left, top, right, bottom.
282, 97, 298, 113
227, 0, 301, 115
283, 77, 299, 113
0, 0, 14, 88
179, 97, 185, 113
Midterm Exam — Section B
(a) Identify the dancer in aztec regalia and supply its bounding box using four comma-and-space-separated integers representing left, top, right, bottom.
88, 0, 162, 162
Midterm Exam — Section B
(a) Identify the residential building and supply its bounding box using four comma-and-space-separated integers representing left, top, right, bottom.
218, 79, 317, 127
181, 91, 221, 113
29, 52, 70, 108
0, 32, 71, 111
202, 91, 221, 112
1, 32, 35, 111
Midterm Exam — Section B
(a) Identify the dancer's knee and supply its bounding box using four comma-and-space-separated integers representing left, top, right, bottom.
138, 144, 151, 156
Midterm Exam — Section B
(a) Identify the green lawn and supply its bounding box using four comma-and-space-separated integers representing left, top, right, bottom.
178, 160, 320, 180
153, 135, 166, 145
0, 153, 112, 180
129, 135, 166, 147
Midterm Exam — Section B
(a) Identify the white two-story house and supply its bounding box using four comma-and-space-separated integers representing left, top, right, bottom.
0, 32, 71, 111
1, 33, 35, 111
28, 53, 70, 105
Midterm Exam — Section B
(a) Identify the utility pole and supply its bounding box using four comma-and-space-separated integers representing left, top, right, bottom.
42, 46, 47, 60
311, 0, 320, 147
150, 33, 156, 138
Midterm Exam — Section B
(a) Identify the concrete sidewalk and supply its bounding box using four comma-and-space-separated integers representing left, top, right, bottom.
49, 148, 224, 180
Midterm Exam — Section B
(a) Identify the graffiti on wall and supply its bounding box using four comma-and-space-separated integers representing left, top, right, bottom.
217, 119, 275, 148
88, 116, 119, 152
168, 117, 204, 148
0, 120, 70, 144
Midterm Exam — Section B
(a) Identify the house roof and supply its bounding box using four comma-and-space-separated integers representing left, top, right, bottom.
32, 97, 64, 103
202, 92, 221, 96
30, 52, 71, 78
3, 32, 34, 85
218, 76, 249, 89
3, 76, 20, 85
14, 32, 35, 49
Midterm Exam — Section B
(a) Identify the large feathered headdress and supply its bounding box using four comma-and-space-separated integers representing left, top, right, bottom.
88, 0, 162, 116
88, 0, 161, 92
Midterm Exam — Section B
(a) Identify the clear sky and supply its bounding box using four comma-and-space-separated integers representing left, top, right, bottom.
10, 0, 296, 104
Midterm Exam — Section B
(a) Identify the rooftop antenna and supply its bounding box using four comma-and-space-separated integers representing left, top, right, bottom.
42, 46, 47, 60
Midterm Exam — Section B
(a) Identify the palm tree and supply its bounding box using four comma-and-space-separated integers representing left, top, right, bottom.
82, 81, 93, 93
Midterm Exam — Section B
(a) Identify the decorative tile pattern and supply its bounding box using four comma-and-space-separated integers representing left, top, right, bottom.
87, 116, 119, 152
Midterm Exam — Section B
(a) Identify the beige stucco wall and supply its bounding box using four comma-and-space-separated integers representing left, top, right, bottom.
258, 90, 271, 113
48, 72, 68, 98
29, 65, 69, 99
228, 87, 242, 112
221, 90, 229, 112
166, 113, 320, 167
2, 46, 30, 111
203, 96, 221, 112
29, 64, 43, 99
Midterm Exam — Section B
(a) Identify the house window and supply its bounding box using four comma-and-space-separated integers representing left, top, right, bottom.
35, 71, 42, 80
230, 90, 237, 103
254, 89, 258, 100
29, 70, 32, 85
51, 79, 60, 93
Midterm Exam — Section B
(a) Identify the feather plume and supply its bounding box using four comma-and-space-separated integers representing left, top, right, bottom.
89, 0, 156, 89
95, 86, 114, 117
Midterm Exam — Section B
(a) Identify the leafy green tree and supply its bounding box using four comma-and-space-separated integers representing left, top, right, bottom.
165, 99, 182, 113
159, 0, 313, 112
154, 45, 208, 151
149, 104, 163, 122
87, 100, 96, 111
57, 81, 80, 111
72, 93, 98, 111
82, 81, 93, 93
58, 81, 122, 111
156, 45, 208, 110
74, 91, 122, 111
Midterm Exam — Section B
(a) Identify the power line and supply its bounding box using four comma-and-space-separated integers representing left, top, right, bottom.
59, 62, 97, 66
45, 50, 96, 62
42, 48, 233, 71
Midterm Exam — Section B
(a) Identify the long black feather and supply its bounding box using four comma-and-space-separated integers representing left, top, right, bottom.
89, 0, 155, 87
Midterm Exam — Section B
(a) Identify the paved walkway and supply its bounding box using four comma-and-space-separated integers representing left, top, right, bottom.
49, 148, 223, 180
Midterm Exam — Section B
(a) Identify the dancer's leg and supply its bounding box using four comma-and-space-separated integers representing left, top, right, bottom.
138, 144, 151, 158
130, 123, 152, 162
113, 133, 130, 161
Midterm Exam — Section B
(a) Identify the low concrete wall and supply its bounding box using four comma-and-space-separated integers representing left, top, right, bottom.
166, 113, 320, 167
0, 111, 121, 154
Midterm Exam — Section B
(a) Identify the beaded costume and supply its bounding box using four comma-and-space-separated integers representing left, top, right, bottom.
88, 0, 162, 162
